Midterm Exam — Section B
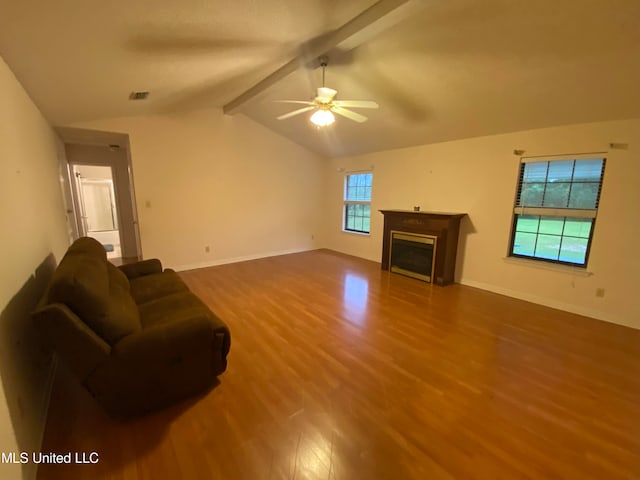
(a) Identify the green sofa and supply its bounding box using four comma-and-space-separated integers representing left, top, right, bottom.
33, 237, 230, 417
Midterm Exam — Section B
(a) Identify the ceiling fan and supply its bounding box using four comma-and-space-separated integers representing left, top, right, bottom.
275, 56, 379, 126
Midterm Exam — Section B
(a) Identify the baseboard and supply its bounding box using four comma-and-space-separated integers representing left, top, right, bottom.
458, 278, 625, 327
173, 247, 314, 272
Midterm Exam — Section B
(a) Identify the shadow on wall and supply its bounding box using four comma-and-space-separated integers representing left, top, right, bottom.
0, 253, 58, 480
455, 215, 478, 282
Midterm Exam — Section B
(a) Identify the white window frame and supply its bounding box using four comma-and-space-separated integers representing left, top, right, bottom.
343, 172, 373, 235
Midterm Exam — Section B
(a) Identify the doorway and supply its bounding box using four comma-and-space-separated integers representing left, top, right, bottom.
58, 128, 142, 262
72, 164, 121, 258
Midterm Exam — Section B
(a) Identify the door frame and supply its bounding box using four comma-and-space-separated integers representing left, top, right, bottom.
64, 142, 141, 259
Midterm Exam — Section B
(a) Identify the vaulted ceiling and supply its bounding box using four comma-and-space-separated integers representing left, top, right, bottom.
2, 0, 639, 157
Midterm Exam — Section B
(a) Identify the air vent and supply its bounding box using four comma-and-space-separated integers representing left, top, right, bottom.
129, 91, 150, 100
609, 142, 628, 150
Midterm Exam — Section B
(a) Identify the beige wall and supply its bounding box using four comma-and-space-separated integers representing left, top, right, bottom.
74, 109, 326, 270
0, 57, 70, 480
324, 119, 640, 329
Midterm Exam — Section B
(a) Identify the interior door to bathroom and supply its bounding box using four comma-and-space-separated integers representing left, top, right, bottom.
72, 164, 122, 258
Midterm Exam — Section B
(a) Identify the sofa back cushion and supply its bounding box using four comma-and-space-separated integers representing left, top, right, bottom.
107, 261, 130, 290
47, 240, 141, 345
66, 236, 111, 258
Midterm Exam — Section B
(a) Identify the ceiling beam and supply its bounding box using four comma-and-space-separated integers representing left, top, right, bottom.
223, 0, 426, 115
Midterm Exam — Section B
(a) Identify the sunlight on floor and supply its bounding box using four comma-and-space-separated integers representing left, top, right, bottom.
342, 272, 369, 325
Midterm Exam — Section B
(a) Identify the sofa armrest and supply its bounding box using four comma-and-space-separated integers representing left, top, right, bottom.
32, 304, 111, 379
112, 315, 230, 364
87, 314, 229, 417
118, 259, 163, 279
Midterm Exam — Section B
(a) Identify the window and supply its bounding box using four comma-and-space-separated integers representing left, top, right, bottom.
509, 156, 606, 267
344, 172, 372, 234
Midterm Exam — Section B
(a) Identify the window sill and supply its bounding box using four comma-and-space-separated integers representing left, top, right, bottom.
502, 256, 593, 276
342, 229, 370, 237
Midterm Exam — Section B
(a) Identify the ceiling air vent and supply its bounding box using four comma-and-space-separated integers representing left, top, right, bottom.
129, 91, 150, 100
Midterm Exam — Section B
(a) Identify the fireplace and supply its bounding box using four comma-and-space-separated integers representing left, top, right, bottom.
390, 231, 437, 282
380, 210, 466, 285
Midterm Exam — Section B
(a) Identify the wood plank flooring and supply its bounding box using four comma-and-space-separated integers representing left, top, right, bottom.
38, 249, 640, 479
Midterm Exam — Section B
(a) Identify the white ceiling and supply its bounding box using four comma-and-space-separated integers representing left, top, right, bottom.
2, 0, 640, 157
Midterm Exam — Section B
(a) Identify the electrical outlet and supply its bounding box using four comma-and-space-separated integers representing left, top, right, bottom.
205, 245, 210, 253
595, 288, 605, 298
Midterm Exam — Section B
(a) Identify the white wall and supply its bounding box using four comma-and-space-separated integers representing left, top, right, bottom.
0, 57, 70, 480
74, 109, 326, 270
324, 119, 640, 329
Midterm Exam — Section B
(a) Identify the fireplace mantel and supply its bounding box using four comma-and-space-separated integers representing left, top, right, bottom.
380, 210, 466, 285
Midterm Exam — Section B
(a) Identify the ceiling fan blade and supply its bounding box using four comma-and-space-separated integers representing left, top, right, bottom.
277, 106, 316, 120
331, 106, 368, 123
332, 100, 379, 109
273, 100, 315, 105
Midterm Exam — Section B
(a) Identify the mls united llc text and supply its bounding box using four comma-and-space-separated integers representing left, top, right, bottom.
2, 451, 99, 464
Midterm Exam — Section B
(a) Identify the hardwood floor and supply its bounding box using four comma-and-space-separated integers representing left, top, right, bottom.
38, 249, 640, 479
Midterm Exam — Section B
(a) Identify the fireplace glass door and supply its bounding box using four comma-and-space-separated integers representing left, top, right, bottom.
389, 231, 437, 282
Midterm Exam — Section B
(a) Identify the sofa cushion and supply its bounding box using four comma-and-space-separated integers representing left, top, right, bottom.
129, 271, 189, 305
107, 261, 130, 291
48, 253, 109, 320
118, 259, 162, 280
48, 252, 140, 345
105, 278, 141, 343
138, 291, 214, 330
67, 236, 109, 258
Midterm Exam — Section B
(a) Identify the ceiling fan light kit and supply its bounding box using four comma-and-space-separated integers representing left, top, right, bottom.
275, 56, 378, 128
310, 108, 335, 127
